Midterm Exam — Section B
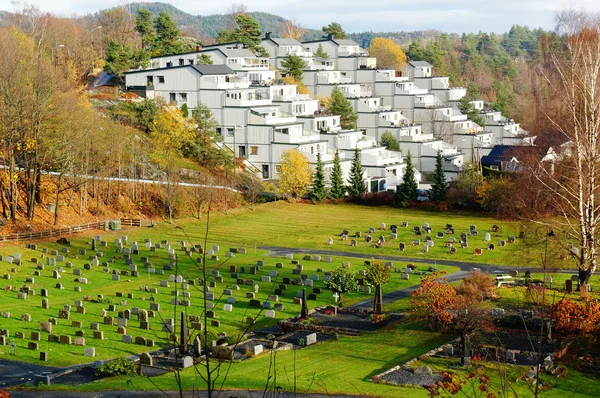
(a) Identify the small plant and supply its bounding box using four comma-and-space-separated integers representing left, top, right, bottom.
370, 313, 386, 323
298, 338, 306, 347
95, 358, 138, 378
244, 348, 254, 358
325, 309, 335, 316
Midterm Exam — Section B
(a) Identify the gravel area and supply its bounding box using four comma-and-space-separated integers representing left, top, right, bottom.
379, 367, 442, 387
309, 308, 403, 332
0, 359, 59, 388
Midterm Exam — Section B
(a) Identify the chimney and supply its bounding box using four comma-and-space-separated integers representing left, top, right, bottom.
195, 45, 202, 51
327, 33, 334, 40
265, 31, 271, 40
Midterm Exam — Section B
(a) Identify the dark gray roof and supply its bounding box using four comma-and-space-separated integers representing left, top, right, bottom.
270, 37, 303, 46
408, 60, 433, 68
332, 39, 360, 46
191, 64, 235, 75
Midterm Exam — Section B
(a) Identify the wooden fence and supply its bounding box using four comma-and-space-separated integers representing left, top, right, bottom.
0, 218, 146, 242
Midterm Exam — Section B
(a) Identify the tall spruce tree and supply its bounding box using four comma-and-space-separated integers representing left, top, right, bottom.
430, 151, 448, 202
309, 150, 327, 202
396, 150, 418, 206
347, 148, 366, 199
154, 11, 184, 55
329, 149, 346, 199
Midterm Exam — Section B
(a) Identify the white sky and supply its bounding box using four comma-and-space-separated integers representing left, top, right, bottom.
1, 0, 600, 33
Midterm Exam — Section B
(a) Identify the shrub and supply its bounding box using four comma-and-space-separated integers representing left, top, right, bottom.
456, 272, 496, 302
95, 358, 138, 378
548, 298, 600, 335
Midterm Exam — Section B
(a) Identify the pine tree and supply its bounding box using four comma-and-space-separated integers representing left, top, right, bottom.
135, 9, 156, 50
322, 22, 346, 39
309, 151, 327, 202
329, 86, 357, 130
315, 44, 329, 59
396, 150, 418, 206
380, 130, 400, 152
154, 11, 183, 55
281, 55, 306, 80
329, 150, 346, 199
347, 148, 366, 199
430, 151, 448, 203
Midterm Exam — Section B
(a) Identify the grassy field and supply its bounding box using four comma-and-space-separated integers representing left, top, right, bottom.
0, 202, 595, 396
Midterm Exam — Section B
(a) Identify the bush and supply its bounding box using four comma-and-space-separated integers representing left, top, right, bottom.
95, 358, 138, 378
456, 272, 496, 302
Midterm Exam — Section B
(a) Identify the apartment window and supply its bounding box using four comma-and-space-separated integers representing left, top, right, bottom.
227, 128, 234, 137
180, 93, 188, 101
189, 59, 195, 65
179, 59, 184, 66
166, 62, 173, 68
251, 146, 258, 155
169, 93, 176, 103
158, 76, 165, 83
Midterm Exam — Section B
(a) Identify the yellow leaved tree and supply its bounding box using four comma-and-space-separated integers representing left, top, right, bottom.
277, 149, 312, 200
150, 107, 195, 222
367, 38, 407, 70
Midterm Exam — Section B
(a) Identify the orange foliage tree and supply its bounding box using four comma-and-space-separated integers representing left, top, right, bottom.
411, 272, 461, 328
548, 298, 600, 335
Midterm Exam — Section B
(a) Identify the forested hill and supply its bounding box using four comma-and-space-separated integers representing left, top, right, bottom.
109, 2, 325, 41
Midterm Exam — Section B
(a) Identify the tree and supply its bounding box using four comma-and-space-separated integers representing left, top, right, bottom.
548, 298, 600, 335
328, 86, 357, 129
380, 130, 400, 152
150, 107, 195, 223
533, 11, 600, 285
309, 150, 326, 202
181, 103, 189, 118
322, 22, 346, 39
231, 14, 262, 51
329, 149, 346, 199
254, 45, 270, 58
281, 55, 306, 80
153, 11, 184, 55
280, 19, 304, 41
104, 40, 134, 77
196, 54, 213, 65
134, 98, 159, 133
324, 267, 358, 307
184, 102, 231, 169
347, 148, 366, 199
396, 150, 418, 206
457, 95, 485, 127
281, 76, 310, 95
315, 44, 329, 59
277, 149, 312, 199
365, 260, 391, 314
135, 9, 156, 50
429, 151, 448, 202
367, 37, 407, 70
411, 273, 459, 329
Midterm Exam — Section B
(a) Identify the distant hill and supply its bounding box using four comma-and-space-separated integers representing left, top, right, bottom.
119, 2, 325, 42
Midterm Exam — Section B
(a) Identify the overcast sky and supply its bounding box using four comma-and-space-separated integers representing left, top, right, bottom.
2, 0, 600, 33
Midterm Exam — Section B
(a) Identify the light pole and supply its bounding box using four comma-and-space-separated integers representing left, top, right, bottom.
51, 44, 64, 66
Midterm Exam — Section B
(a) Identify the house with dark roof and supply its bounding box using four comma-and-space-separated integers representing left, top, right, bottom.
261, 32, 334, 71
481, 145, 545, 173
301, 35, 374, 71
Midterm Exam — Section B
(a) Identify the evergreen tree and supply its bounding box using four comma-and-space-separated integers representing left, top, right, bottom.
281, 55, 306, 80
329, 150, 346, 199
430, 151, 448, 203
396, 150, 418, 206
231, 14, 262, 51
328, 86, 357, 130
380, 130, 400, 152
154, 11, 183, 55
315, 44, 329, 59
457, 96, 485, 126
104, 40, 134, 78
322, 22, 346, 39
347, 148, 366, 199
309, 150, 327, 202
135, 9, 156, 50
196, 54, 213, 65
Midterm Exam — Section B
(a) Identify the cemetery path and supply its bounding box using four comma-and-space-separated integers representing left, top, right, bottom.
8, 390, 362, 397
349, 270, 471, 310
0, 359, 59, 388
259, 245, 573, 274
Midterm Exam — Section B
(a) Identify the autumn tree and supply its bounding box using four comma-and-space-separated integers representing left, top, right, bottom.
429, 151, 448, 203
328, 86, 357, 129
380, 130, 400, 152
277, 149, 312, 199
309, 150, 326, 202
367, 37, 407, 70
347, 148, 366, 199
281, 55, 306, 80
150, 107, 195, 223
365, 260, 392, 314
279, 19, 304, 41
548, 298, 600, 335
329, 149, 346, 199
324, 267, 358, 307
411, 273, 459, 329
322, 22, 346, 39
396, 150, 418, 207
532, 11, 600, 285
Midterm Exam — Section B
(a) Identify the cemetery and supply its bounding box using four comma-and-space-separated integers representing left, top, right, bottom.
0, 203, 598, 397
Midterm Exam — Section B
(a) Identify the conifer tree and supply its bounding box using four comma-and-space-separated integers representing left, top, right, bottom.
309, 150, 327, 202
347, 148, 366, 199
430, 151, 448, 203
329, 150, 346, 199
154, 11, 184, 55
396, 150, 418, 206
315, 43, 329, 58
328, 86, 357, 130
